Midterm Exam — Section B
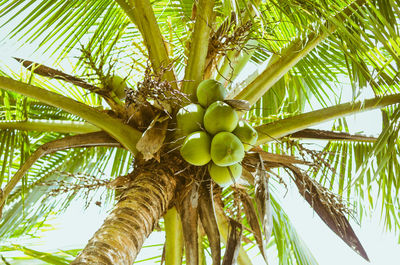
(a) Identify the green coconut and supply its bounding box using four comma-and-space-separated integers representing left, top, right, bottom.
210, 132, 244, 166
203, 101, 239, 135
180, 131, 211, 166
108, 75, 127, 99
196, 79, 227, 107
176, 104, 205, 135
233, 120, 258, 151
208, 162, 242, 187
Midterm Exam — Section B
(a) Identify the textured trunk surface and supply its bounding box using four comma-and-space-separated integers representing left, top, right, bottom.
71, 169, 176, 265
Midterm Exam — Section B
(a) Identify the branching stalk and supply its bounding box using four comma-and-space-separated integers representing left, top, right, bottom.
256, 94, 400, 144
0, 76, 141, 154
0, 120, 100, 134
0, 132, 120, 211
182, 0, 215, 98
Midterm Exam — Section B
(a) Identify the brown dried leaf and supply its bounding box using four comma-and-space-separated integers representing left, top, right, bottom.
126, 102, 155, 130
287, 165, 369, 261
254, 157, 273, 247
198, 180, 221, 265
177, 184, 199, 265
191, 2, 197, 20
135, 115, 169, 161
290, 128, 377, 142
240, 167, 255, 185
237, 188, 268, 262
251, 146, 311, 165
221, 219, 242, 265
160, 243, 166, 265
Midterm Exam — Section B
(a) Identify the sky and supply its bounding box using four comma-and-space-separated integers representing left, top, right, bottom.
0, 7, 400, 265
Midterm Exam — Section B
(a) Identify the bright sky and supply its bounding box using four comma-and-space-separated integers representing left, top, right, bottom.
1, 10, 400, 265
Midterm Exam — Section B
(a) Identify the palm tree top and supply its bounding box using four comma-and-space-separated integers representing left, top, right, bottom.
0, 0, 400, 264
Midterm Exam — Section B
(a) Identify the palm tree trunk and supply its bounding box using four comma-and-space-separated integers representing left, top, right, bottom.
71, 168, 177, 265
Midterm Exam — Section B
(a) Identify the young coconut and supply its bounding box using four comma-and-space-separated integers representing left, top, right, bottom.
208, 162, 242, 187
204, 101, 239, 135
233, 120, 258, 151
210, 132, 244, 166
196, 79, 227, 107
107, 75, 127, 99
176, 103, 205, 136
180, 131, 211, 166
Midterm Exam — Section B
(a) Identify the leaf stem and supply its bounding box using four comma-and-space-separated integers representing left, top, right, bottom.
0, 76, 141, 154
130, 0, 177, 89
233, 0, 366, 104
0, 120, 100, 134
182, 0, 215, 98
256, 93, 400, 144
114, 0, 136, 23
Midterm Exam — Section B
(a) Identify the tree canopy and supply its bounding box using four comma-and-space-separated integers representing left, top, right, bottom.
0, 0, 400, 264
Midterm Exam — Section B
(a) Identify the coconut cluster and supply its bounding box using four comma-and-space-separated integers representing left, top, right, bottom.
177, 79, 258, 187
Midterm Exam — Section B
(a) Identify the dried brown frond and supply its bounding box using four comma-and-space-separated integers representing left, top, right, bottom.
198, 178, 221, 264
286, 165, 351, 218
290, 128, 377, 142
14, 57, 102, 94
233, 186, 269, 262
221, 218, 242, 265
286, 165, 369, 260
241, 147, 312, 175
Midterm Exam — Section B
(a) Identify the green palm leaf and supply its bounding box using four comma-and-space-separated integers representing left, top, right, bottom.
1, 0, 400, 264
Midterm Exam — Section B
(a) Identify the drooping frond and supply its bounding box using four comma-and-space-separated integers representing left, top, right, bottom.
0, 244, 77, 265
1, 0, 400, 264
0, 0, 130, 60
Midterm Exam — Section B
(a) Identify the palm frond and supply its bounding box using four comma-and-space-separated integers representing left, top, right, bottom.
0, 244, 77, 265
0, 76, 141, 154
270, 192, 319, 265
0, 0, 128, 60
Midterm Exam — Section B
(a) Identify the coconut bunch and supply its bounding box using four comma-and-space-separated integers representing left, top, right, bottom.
176, 79, 258, 187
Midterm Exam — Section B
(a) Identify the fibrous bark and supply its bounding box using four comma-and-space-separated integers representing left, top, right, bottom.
71, 168, 177, 265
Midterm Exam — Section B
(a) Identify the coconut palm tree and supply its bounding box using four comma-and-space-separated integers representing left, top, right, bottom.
0, 0, 400, 264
